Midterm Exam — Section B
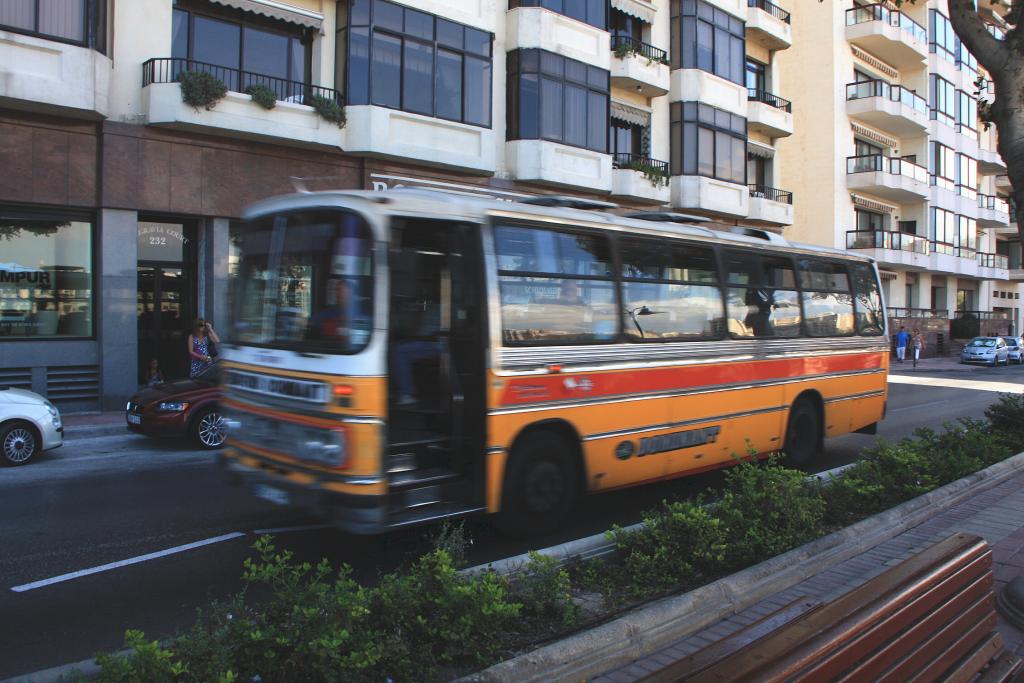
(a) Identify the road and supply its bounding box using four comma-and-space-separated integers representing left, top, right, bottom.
0, 361, 1020, 679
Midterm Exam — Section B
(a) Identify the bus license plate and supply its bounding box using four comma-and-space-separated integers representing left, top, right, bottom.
254, 485, 290, 506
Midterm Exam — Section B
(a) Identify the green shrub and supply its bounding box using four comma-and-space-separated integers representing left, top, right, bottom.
986, 393, 1024, 451
311, 95, 346, 128
178, 71, 228, 111
95, 630, 188, 682
431, 520, 471, 568
245, 84, 277, 110
515, 551, 579, 626
826, 439, 936, 524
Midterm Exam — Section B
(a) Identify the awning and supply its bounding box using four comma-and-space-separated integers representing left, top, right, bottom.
747, 140, 775, 158
851, 193, 898, 213
610, 100, 650, 127
610, 0, 657, 24
208, 0, 323, 30
851, 122, 897, 150
879, 270, 899, 281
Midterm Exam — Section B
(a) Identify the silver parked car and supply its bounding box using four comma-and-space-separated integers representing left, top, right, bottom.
1006, 336, 1024, 364
0, 387, 63, 465
960, 336, 1009, 367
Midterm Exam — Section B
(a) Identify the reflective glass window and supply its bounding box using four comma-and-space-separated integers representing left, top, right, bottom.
851, 263, 884, 335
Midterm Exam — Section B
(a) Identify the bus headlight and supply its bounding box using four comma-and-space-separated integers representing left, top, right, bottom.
300, 429, 347, 468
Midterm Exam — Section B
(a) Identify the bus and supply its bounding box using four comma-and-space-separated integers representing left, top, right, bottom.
220, 188, 888, 535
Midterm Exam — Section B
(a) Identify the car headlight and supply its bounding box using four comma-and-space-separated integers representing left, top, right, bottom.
45, 401, 61, 427
156, 401, 190, 412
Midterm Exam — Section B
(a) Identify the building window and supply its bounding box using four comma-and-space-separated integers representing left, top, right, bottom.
508, 0, 607, 29
957, 90, 978, 138
610, 7, 643, 41
929, 10, 956, 64
507, 49, 609, 153
172, 2, 310, 95
929, 73, 956, 127
672, 0, 745, 86
855, 208, 885, 232
611, 119, 642, 157
956, 154, 977, 199
0, 212, 94, 340
340, 0, 493, 126
0, 0, 105, 50
747, 154, 767, 187
746, 58, 766, 93
670, 101, 746, 184
930, 141, 956, 191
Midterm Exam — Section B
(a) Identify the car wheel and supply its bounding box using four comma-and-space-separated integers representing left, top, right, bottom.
1, 421, 39, 466
494, 429, 579, 537
192, 409, 227, 449
783, 398, 822, 468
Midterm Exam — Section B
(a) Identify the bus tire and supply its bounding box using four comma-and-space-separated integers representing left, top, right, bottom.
782, 397, 821, 468
495, 429, 578, 537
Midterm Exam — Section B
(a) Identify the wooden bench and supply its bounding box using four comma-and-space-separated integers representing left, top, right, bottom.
640, 533, 1022, 683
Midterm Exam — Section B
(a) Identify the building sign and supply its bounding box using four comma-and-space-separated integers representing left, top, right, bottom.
138, 222, 191, 262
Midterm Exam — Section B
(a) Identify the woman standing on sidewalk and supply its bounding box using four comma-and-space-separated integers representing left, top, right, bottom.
911, 328, 925, 368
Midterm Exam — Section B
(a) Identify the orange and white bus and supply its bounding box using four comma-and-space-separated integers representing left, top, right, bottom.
220, 189, 888, 534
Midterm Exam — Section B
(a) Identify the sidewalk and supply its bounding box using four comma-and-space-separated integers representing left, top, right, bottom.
594, 469, 1024, 682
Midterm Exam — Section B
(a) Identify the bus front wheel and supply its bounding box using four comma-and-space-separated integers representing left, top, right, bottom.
783, 398, 821, 468
495, 429, 578, 537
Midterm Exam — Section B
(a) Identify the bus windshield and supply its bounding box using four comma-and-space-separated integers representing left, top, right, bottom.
233, 210, 373, 354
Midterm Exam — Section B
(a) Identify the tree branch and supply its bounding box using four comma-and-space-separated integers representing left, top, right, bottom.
946, 0, 1007, 73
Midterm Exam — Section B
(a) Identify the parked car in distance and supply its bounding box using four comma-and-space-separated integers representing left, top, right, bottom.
960, 336, 1009, 367
1006, 337, 1023, 365
125, 364, 225, 448
0, 387, 63, 466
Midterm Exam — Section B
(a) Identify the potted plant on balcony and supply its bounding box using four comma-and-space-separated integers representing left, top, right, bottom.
623, 158, 669, 188
178, 71, 228, 112
245, 84, 277, 110
310, 95, 346, 128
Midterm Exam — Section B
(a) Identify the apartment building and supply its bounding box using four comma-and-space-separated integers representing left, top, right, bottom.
0, 0, 800, 410
776, 0, 1018, 349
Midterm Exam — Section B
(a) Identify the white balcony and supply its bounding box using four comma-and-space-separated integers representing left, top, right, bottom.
610, 38, 670, 97
846, 155, 929, 203
978, 146, 1008, 176
344, 106, 495, 173
746, 92, 793, 138
143, 82, 345, 150
670, 69, 746, 117
611, 155, 671, 204
845, 230, 931, 271
845, 81, 928, 137
844, 5, 928, 70
746, 186, 793, 225
0, 30, 110, 119
929, 248, 978, 278
977, 195, 1011, 229
670, 175, 748, 218
977, 253, 1010, 281
506, 140, 613, 192
506, 7, 610, 70
1010, 269, 1024, 282
746, 1, 793, 51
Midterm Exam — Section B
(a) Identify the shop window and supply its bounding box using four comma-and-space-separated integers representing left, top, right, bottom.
0, 213, 94, 339
339, 0, 493, 127
671, 102, 746, 184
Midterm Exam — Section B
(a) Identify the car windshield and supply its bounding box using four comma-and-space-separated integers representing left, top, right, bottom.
968, 338, 996, 347
233, 210, 373, 354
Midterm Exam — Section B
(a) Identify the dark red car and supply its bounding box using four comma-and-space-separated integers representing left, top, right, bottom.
125, 364, 225, 449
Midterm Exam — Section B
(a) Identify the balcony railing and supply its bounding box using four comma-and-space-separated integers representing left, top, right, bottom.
847, 154, 928, 183
957, 184, 978, 201
612, 153, 670, 179
845, 3, 927, 44
977, 253, 1010, 269
749, 185, 793, 204
889, 307, 949, 319
846, 230, 929, 254
930, 241, 976, 259
978, 194, 1010, 214
845, 79, 927, 115
142, 57, 343, 105
747, 89, 792, 113
955, 310, 1010, 320
747, 0, 791, 24
610, 35, 668, 65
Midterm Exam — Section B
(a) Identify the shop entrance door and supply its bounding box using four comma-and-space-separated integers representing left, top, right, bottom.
137, 221, 196, 384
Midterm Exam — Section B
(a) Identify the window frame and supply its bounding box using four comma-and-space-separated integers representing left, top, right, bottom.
673, 0, 746, 86
0, 0, 105, 51
670, 101, 748, 185
507, 0, 608, 30
796, 258, 857, 338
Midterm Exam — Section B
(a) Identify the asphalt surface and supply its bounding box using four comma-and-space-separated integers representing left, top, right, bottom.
0, 361, 1021, 679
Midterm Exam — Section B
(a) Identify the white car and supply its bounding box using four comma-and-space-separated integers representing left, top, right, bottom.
0, 387, 63, 466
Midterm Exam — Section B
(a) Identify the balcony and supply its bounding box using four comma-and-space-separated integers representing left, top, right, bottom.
0, 29, 111, 118
747, 185, 793, 225
611, 153, 671, 204
670, 175, 748, 218
889, 307, 949, 319
929, 241, 979, 277
977, 252, 1010, 281
846, 229, 930, 269
746, 90, 792, 138
746, 0, 792, 51
141, 58, 345, 149
844, 4, 928, 69
610, 36, 669, 97
506, 6, 610, 70
977, 194, 1011, 229
670, 70, 746, 116
846, 154, 929, 202
955, 310, 1011, 321
978, 145, 1008, 176
845, 80, 928, 136
506, 140, 613, 192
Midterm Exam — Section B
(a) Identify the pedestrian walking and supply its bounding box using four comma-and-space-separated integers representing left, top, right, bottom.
895, 326, 910, 363
188, 318, 220, 378
912, 328, 924, 368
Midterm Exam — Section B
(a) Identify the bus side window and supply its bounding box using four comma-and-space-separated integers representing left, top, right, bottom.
798, 259, 855, 337
724, 251, 800, 338
851, 263, 884, 335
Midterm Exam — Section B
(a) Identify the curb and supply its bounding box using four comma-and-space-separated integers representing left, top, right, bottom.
460, 451, 1024, 683
1, 654, 105, 683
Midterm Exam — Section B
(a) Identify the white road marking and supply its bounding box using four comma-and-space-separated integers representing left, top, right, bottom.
251, 523, 335, 535
10, 532, 246, 593
887, 374, 1024, 394
889, 399, 951, 413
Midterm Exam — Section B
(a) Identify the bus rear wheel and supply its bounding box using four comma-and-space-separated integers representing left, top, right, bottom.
495, 429, 578, 537
783, 398, 821, 468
